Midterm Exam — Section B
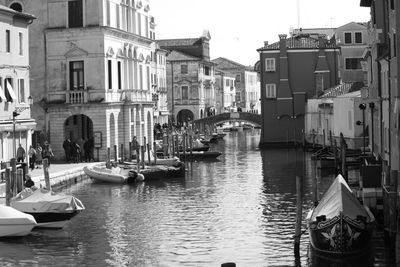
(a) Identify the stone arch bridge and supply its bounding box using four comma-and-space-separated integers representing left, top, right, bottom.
192, 112, 262, 132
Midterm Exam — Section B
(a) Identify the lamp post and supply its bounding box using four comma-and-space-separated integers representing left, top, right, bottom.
357, 103, 367, 156
369, 102, 375, 154
12, 96, 33, 158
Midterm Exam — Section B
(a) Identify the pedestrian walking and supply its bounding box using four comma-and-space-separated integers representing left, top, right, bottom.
16, 144, 26, 162
43, 142, 54, 166
28, 145, 37, 170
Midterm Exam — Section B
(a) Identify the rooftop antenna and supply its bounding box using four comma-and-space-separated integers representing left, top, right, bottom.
297, 0, 300, 28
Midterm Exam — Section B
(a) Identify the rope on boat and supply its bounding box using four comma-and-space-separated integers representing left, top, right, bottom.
293, 229, 307, 239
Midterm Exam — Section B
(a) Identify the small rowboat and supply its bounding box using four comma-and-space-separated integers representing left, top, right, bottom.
83, 165, 131, 183
306, 175, 375, 255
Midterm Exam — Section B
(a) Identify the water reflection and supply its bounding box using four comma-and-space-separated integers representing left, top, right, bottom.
0, 129, 394, 266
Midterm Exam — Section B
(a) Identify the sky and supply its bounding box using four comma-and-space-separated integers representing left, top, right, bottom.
151, 0, 371, 66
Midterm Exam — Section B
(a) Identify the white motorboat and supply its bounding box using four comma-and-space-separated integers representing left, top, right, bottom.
0, 205, 37, 237
83, 165, 131, 183
11, 188, 85, 229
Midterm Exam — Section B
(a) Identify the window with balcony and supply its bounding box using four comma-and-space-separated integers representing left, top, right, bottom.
345, 58, 362, 70
108, 60, 112, 89
68, 0, 83, 28
265, 84, 276, 99
117, 61, 122, 89
69, 61, 84, 90
181, 65, 188, 74
355, 32, 362, 44
344, 32, 352, 44
5, 77, 16, 102
265, 58, 275, 72
182, 86, 189, 100
204, 66, 210, 76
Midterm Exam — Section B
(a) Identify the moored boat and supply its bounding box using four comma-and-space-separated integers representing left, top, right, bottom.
0, 205, 37, 237
84, 165, 132, 183
11, 188, 85, 229
306, 175, 375, 255
182, 151, 222, 160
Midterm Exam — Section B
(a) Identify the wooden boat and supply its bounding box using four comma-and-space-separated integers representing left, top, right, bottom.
306, 174, 375, 255
182, 151, 222, 160
11, 188, 85, 229
0, 205, 37, 237
83, 165, 134, 183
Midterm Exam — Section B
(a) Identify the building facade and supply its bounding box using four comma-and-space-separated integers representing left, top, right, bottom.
152, 45, 168, 125
158, 32, 215, 124
257, 34, 340, 146
212, 57, 260, 113
214, 69, 236, 113
1, 0, 158, 161
360, 0, 400, 248
0, 4, 35, 162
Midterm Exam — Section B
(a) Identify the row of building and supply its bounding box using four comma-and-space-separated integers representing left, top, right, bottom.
0, 0, 260, 163
256, 0, 400, 255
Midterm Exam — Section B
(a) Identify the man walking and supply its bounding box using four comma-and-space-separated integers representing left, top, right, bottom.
16, 144, 26, 162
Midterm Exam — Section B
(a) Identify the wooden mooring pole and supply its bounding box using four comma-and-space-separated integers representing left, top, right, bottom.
294, 175, 303, 258
43, 158, 51, 190
5, 168, 11, 206
11, 158, 17, 197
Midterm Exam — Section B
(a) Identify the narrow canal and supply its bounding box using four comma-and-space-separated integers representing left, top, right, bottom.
0, 130, 395, 266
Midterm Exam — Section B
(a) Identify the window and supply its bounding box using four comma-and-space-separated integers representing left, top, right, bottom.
181, 86, 189, 100
68, 0, 83, 28
181, 65, 188, 74
6, 30, 10, 53
204, 66, 210, 76
18, 79, 25, 103
10, 2, 23, 12
355, 32, 362, 44
139, 65, 143, 89
235, 74, 241, 82
265, 84, 276, 98
19, 32, 23, 55
108, 60, 112, 89
315, 73, 324, 92
5, 77, 16, 102
69, 61, 84, 90
225, 79, 229, 86
344, 32, 352, 44
265, 58, 275, 72
117, 61, 122, 89
345, 58, 362, 70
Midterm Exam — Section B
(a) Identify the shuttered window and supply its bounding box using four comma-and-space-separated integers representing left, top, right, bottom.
68, 0, 83, 28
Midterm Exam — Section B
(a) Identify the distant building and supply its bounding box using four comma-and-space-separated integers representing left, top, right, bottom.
214, 69, 236, 114
256, 34, 340, 146
158, 31, 216, 124
153, 45, 169, 125
0, 4, 36, 162
3, 0, 158, 160
212, 57, 260, 113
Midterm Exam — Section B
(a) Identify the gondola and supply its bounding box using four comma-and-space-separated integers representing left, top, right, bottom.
306, 174, 375, 255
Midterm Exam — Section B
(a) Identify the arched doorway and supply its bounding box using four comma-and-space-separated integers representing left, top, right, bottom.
177, 109, 194, 125
64, 114, 93, 143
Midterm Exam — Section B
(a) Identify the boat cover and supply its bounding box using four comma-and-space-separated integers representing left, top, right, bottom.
310, 175, 371, 222
0, 205, 37, 225
11, 189, 85, 214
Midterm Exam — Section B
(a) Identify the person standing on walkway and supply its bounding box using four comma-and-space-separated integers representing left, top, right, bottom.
43, 142, 54, 166
28, 145, 37, 171
16, 144, 26, 162
36, 144, 43, 168
63, 138, 72, 163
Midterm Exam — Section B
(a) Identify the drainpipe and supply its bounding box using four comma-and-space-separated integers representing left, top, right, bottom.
171, 62, 174, 124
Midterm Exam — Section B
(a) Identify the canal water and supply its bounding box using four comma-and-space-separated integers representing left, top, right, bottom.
0, 130, 395, 266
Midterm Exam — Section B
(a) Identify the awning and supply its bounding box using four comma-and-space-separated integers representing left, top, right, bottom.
0, 85, 6, 102
6, 80, 17, 101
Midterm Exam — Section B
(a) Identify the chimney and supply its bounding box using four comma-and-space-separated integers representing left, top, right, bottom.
279, 34, 287, 53
264, 41, 269, 47
318, 34, 327, 48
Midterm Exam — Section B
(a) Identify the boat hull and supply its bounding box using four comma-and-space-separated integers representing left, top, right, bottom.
0, 223, 35, 237
83, 166, 128, 183
28, 211, 82, 229
308, 212, 373, 255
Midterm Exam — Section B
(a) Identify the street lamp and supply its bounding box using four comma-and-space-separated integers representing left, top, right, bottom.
357, 103, 366, 156
13, 96, 33, 158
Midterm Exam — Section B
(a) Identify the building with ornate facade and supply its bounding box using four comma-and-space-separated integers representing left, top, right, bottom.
1, 0, 158, 161
158, 31, 215, 124
0, 4, 35, 162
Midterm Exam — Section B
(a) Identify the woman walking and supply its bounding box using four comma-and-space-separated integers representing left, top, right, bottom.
28, 145, 36, 171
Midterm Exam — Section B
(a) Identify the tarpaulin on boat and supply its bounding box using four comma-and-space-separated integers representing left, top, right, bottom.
310, 175, 371, 222
11, 189, 85, 213
0, 205, 36, 225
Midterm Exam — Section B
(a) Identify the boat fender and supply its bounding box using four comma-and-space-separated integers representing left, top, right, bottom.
136, 173, 145, 182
